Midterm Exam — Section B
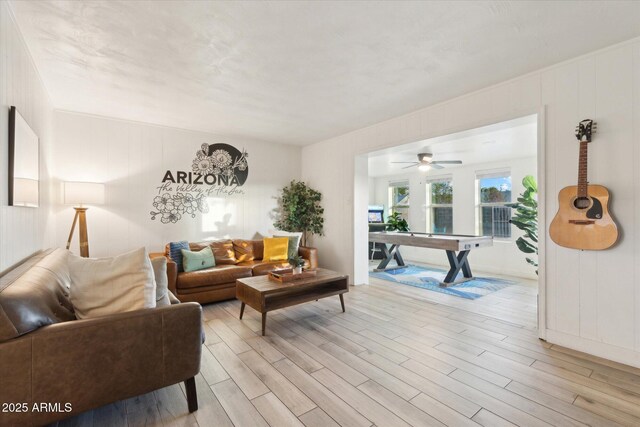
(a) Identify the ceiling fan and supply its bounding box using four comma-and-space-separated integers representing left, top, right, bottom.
391, 152, 462, 171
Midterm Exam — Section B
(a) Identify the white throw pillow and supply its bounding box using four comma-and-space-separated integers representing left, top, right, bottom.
268, 229, 303, 240
151, 256, 171, 307
69, 247, 157, 319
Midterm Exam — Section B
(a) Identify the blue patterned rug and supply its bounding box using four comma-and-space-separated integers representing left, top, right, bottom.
369, 265, 516, 300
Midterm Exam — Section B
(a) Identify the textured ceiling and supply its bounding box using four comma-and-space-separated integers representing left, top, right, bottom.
10, 1, 640, 145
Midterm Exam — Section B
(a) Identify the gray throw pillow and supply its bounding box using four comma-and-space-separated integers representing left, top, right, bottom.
274, 234, 301, 259
151, 257, 171, 307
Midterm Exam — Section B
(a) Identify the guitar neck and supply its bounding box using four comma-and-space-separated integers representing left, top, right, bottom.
577, 140, 588, 197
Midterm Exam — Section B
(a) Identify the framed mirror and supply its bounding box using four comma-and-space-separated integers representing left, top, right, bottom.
8, 106, 39, 207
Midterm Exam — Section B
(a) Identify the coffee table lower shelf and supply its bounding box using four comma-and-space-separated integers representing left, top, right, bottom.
236, 269, 349, 336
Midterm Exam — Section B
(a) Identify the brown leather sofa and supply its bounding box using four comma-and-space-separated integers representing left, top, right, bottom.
0, 249, 203, 426
155, 239, 318, 304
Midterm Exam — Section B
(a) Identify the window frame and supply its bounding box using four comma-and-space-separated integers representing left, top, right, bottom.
475, 170, 512, 240
425, 177, 453, 234
388, 181, 410, 218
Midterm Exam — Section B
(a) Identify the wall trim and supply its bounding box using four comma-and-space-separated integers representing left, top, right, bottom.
536, 107, 547, 340
546, 330, 640, 369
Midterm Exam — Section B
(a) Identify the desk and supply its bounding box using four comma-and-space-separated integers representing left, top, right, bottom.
368, 231, 493, 286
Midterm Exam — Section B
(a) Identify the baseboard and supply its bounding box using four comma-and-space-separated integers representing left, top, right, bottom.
545, 329, 640, 369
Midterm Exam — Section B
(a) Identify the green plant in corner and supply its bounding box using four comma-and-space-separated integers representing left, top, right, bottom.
508, 175, 538, 275
386, 211, 410, 232
274, 180, 324, 247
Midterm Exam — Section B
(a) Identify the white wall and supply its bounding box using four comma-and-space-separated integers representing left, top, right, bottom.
302, 37, 640, 368
52, 111, 301, 257
370, 157, 537, 279
0, 3, 54, 272
367, 177, 376, 205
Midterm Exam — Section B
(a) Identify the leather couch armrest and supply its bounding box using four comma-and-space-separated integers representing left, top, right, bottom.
0, 303, 202, 426
298, 246, 318, 269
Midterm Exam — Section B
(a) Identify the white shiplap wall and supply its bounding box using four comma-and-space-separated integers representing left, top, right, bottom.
0, 2, 54, 272
52, 111, 301, 257
302, 38, 640, 367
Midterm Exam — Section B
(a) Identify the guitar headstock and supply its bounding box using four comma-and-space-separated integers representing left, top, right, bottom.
575, 119, 597, 142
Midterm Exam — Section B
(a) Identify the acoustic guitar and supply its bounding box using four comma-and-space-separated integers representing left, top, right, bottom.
549, 119, 618, 250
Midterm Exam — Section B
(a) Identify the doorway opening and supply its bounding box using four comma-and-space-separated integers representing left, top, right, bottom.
355, 113, 544, 333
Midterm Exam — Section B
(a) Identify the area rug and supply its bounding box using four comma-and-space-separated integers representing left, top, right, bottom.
369, 265, 516, 300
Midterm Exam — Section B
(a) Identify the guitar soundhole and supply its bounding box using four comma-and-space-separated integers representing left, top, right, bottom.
574, 197, 590, 210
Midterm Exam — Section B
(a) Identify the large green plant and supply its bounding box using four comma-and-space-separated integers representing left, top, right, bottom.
508, 175, 538, 275
274, 180, 324, 246
386, 211, 409, 232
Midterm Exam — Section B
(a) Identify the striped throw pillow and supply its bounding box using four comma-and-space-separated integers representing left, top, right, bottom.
168, 241, 189, 272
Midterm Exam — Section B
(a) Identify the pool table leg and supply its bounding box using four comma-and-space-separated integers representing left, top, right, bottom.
393, 247, 405, 267
443, 250, 471, 285
376, 244, 405, 271
460, 251, 472, 278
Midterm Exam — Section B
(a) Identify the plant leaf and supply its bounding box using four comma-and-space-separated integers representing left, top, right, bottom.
516, 237, 536, 253
522, 175, 537, 192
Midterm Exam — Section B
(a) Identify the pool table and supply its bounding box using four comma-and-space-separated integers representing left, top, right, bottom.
368, 231, 493, 286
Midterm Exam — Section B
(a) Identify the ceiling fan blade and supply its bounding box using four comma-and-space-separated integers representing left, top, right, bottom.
430, 164, 445, 169
431, 160, 462, 164
401, 164, 418, 169
391, 162, 419, 164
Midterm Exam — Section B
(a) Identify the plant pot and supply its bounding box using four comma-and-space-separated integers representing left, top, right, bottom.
292, 266, 303, 274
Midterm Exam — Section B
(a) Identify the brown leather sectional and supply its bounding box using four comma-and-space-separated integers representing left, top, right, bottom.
0, 249, 203, 426
154, 239, 319, 304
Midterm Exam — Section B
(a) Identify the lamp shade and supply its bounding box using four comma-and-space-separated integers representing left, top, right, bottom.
13, 178, 39, 207
63, 182, 105, 206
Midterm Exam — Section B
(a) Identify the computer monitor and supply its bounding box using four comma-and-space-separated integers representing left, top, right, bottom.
368, 209, 384, 223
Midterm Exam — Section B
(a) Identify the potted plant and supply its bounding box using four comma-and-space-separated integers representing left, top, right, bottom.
508, 175, 538, 275
274, 180, 324, 246
288, 255, 305, 274
386, 211, 409, 232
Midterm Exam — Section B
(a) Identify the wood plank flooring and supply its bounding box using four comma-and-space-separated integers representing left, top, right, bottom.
54, 273, 640, 426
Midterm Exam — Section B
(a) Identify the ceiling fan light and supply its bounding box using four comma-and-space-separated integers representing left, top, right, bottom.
418, 164, 431, 172
418, 152, 433, 162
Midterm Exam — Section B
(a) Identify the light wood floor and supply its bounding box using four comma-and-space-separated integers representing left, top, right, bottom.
54, 274, 640, 426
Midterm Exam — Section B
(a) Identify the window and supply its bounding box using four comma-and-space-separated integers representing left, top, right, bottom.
477, 171, 512, 238
426, 178, 453, 234
388, 181, 409, 219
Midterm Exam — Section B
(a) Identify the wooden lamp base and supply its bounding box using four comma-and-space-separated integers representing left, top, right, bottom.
66, 207, 90, 257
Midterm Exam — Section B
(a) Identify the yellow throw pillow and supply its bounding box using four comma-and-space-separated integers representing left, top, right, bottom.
263, 237, 290, 261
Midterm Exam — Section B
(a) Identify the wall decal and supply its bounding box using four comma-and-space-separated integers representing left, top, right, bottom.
151, 143, 248, 223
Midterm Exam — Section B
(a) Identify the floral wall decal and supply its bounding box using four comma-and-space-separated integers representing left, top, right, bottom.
192, 143, 248, 183
150, 143, 248, 223
150, 192, 210, 223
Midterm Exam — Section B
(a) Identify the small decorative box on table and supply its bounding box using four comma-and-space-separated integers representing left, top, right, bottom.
268, 268, 317, 282
236, 268, 349, 335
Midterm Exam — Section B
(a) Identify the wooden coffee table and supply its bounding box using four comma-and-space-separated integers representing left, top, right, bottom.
236, 268, 349, 336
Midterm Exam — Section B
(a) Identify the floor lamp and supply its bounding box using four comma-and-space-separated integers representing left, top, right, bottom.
64, 182, 105, 257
